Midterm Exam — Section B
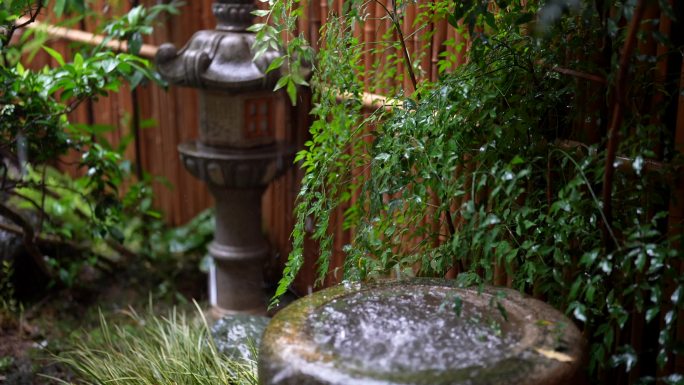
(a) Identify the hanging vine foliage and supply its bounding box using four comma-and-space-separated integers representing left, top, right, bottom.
257, 0, 684, 382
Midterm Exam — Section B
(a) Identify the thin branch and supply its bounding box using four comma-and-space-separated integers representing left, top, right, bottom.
14, 0, 44, 30
8, 190, 51, 219
4, 0, 44, 47
39, 164, 47, 233
1, 164, 7, 191
365, 0, 446, 249
549, 65, 606, 84
445, 206, 456, 236
371, 0, 418, 94
106, 238, 138, 261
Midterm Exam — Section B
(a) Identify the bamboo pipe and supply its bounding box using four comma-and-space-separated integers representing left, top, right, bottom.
17, 16, 159, 58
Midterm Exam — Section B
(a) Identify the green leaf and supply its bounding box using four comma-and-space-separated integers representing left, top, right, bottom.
252, 9, 270, 17
671, 285, 682, 305
273, 74, 290, 92
569, 278, 582, 299
447, 13, 459, 29
266, 56, 284, 74
610, 347, 637, 372
128, 32, 143, 55
42, 45, 65, 66
510, 155, 524, 165
99, 58, 118, 74
73, 52, 84, 69
663, 374, 683, 385
128, 71, 144, 89
286, 78, 297, 105
646, 307, 659, 323
127, 5, 144, 25
291, 71, 309, 86
452, 0, 472, 22
54, 0, 67, 16
453, 295, 463, 317
247, 23, 266, 32
572, 303, 587, 323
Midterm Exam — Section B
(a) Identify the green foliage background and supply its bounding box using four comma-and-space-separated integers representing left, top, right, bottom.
0, 0, 217, 295
257, 0, 684, 382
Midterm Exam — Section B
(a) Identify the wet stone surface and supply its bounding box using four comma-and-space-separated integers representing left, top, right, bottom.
259, 279, 585, 385
211, 314, 269, 362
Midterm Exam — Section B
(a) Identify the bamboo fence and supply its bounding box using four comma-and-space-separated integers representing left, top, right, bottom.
22, 3, 684, 374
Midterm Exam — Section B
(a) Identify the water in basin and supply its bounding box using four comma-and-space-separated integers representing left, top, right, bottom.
306, 285, 519, 374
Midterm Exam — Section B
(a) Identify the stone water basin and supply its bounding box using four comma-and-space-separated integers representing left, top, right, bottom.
259, 279, 584, 385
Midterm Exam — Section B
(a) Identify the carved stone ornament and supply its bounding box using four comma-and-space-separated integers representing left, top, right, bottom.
213, 0, 255, 31
155, 0, 282, 92
178, 141, 293, 188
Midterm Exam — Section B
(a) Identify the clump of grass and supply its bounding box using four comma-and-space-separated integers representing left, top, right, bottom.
52, 303, 257, 385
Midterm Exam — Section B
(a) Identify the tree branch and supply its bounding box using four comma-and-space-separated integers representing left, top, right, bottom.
4, 0, 44, 47
8, 190, 46, 216
0, 202, 52, 276
0, 221, 121, 271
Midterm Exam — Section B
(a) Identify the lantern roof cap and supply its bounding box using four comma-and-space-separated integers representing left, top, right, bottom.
156, 0, 282, 92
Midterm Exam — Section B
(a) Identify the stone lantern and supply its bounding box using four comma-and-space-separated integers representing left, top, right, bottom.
155, 0, 292, 315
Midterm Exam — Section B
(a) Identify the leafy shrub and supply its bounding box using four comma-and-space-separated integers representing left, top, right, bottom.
0, 0, 180, 287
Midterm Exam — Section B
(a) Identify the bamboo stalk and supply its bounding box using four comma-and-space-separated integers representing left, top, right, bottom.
310, 0, 321, 51
431, 19, 446, 81
649, 2, 673, 160
670, 49, 684, 377
17, 16, 159, 58
363, 7, 375, 90
601, 0, 647, 249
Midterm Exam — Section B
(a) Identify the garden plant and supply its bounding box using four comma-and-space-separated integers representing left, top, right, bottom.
255, 0, 684, 382
1, 2, 220, 381
55, 304, 258, 385
0, 0, 219, 295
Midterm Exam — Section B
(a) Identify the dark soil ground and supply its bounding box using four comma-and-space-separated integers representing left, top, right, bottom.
0, 267, 206, 385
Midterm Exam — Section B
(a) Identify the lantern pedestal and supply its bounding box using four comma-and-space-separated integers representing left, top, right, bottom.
178, 142, 292, 314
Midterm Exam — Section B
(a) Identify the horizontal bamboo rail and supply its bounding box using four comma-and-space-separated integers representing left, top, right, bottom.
19, 17, 393, 110
18, 16, 159, 58
19, 18, 607, 109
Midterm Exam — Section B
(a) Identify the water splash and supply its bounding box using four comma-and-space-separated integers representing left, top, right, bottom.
307, 286, 518, 374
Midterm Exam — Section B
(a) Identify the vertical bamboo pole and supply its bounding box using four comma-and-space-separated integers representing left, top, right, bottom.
430, 18, 446, 80
403, 2, 415, 92
671, 50, 684, 377
310, 0, 322, 51
649, 3, 673, 160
